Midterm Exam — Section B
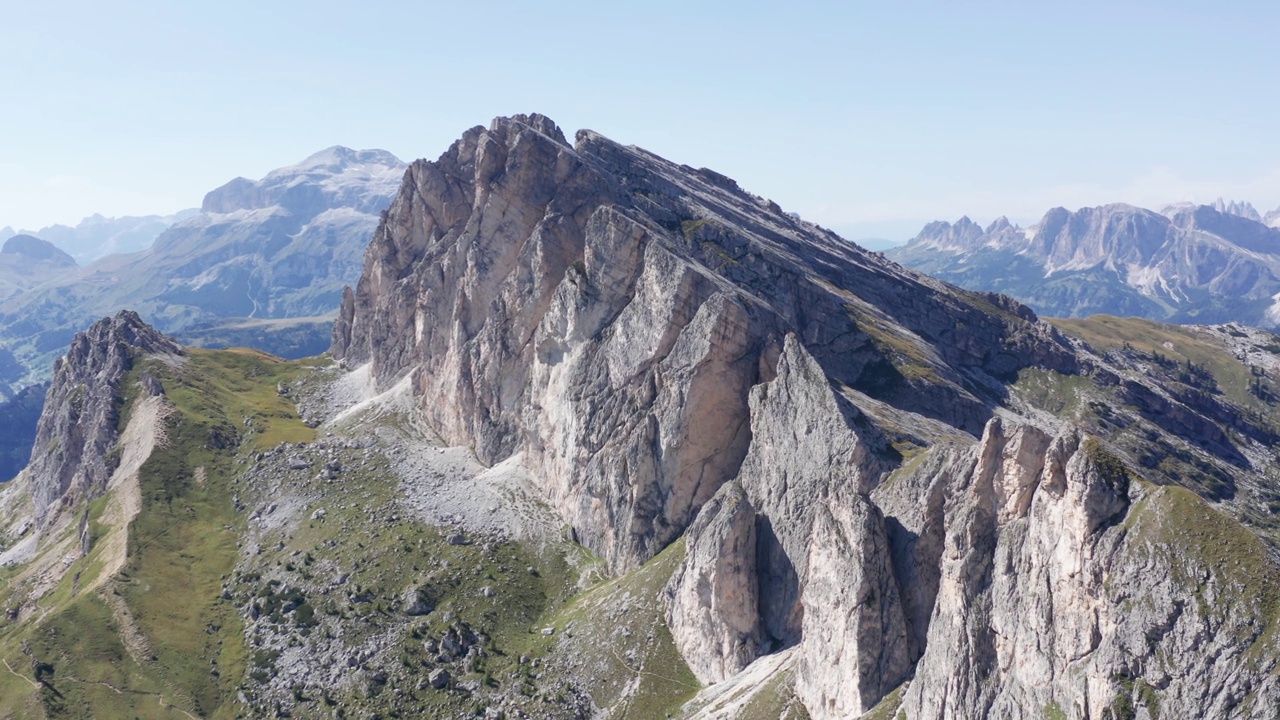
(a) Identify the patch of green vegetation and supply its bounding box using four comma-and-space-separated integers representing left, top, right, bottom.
1051, 315, 1263, 413
681, 219, 709, 238
834, 295, 943, 387
1108, 675, 1160, 720
0, 347, 323, 719
1083, 437, 1130, 493
1013, 367, 1093, 417
858, 683, 904, 720
164, 348, 317, 450
107, 349, 323, 717
22, 596, 178, 720
1124, 486, 1280, 665
1042, 701, 1067, 720
956, 289, 1025, 325
534, 539, 701, 719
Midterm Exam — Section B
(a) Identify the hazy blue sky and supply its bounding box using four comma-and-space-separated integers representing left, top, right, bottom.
2, 0, 1278, 243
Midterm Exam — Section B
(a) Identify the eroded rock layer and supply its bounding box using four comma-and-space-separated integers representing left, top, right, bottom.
333, 113, 1072, 573
332, 114, 1280, 718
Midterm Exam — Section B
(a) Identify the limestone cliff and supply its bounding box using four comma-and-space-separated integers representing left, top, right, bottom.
25, 310, 182, 529
333, 113, 1074, 573
889, 420, 1280, 718
331, 114, 1280, 718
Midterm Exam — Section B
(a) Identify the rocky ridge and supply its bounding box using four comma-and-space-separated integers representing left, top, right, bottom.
331, 114, 1280, 717
888, 201, 1280, 327
0, 210, 196, 263
24, 310, 182, 530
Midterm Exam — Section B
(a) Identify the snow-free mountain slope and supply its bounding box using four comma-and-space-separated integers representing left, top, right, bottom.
5, 117, 1280, 718
0, 210, 198, 263
889, 201, 1280, 326
0, 147, 405, 394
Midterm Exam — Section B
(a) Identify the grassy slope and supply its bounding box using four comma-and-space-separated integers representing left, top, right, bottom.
1050, 315, 1270, 411
1012, 315, 1280, 532
223, 380, 701, 719
0, 348, 317, 719
0, 342, 701, 719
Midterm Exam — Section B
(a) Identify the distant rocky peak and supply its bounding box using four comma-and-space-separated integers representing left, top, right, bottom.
273, 145, 406, 177
201, 146, 406, 215
1266, 205, 1280, 229
0, 234, 76, 267
1211, 197, 1262, 222
911, 216, 987, 250
985, 216, 1018, 234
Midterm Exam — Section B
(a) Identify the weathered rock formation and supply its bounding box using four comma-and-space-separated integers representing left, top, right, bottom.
333, 113, 1074, 573
25, 310, 182, 529
663, 481, 762, 684
331, 114, 1280, 718
887, 420, 1280, 718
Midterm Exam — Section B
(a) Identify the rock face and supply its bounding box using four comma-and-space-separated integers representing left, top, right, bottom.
663, 481, 762, 684
25, 310, 182, 528
795, 490, 910, 717
334, 113, 1073, 573
889, 202, 1280, 326
889, 420, 1280, 719
330, 114, 1280, 718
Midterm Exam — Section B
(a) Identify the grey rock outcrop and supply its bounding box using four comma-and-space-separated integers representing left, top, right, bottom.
795, 490, 911, 717
333, 113, 1073, 573
732, 336, 887, 646
664, 481, 762, 684
1212, 198, 1263, 222
883, 418, 1280, 719
26, 310, 182, 528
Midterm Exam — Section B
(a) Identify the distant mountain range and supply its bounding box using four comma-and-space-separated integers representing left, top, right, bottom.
886, 199, 1280, 327
0, 146, 405, 394
0, 210, 198, 264
0, 235, 77, 300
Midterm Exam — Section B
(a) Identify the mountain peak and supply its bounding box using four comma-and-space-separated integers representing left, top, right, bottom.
0, 234, 77, 267
1212, 197, 1262, 222
202, 146, 407, 214
278, 146, 406, 176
